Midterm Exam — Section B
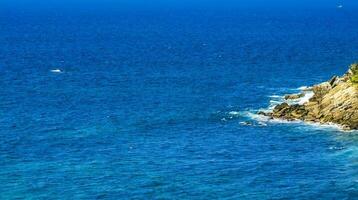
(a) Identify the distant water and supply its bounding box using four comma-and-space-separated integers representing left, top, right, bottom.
1, 5, 358, 199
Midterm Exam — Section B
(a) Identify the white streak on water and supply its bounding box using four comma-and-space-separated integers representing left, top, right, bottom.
228, 111, 240, 116
51, 69, 62, 73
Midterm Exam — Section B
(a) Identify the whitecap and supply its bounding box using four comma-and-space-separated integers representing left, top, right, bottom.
239, 121, 252, 126
268, 95, 282, 98
270, 118, 301, 124
329, 146, 345, 150
298, 121, 354, 132
244, 111, 270, 122
269, 100, 282, 104
228, 111, 240, 115
51, 69, 62, 73
298, 86, 308, 90
297, 91, 314, 105
297, 86, 313, 91
234, 109, 357, 132
257, 122, 267, 126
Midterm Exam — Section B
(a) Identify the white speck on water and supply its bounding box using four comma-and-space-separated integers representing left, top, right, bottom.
51, 69, 62, 73
228, 111, 240, 115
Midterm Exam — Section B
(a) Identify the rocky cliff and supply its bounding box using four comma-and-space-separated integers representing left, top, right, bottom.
260, 63, 358, 130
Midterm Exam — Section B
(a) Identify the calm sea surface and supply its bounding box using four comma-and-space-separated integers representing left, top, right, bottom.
1, 3, 358, 199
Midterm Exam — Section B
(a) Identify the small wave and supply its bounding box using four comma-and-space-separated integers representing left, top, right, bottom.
243, 111, 270, 122
269, 100, 282, 104
329, 146, 345, 151
225, 108, 358, 132
51, 69, 62, 73
299, 121, 345, 132
228, 111, 240, 116
297, 86, 309, 90
246, 110, 345, 131
239, 121, 253, 126
217, 110, 242, 122
268, 95, 282, 98
266, 90, 314, 111
269, 90, 314, 107
285, 91, 315, 105
297, 91, 314, 105
270, 118, 301, 124
228, 85, 357, 132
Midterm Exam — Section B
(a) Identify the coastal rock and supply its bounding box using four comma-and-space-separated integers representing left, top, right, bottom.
262, 63, 358, 130
272, 103, 307, 120
284, 93, 304, 100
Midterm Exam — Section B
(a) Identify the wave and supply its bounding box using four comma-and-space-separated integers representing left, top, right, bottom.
242, 109, 352, 132
297, 86, 311, 91
229, 86, 358, 133
228, 111, 240, 116
51, 69, 62, 73
268, 95, 281, 98
267, 87, 314, 109
297, 91, 314, 105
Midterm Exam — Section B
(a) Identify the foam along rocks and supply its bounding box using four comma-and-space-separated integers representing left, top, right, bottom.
260, 63, 358, 130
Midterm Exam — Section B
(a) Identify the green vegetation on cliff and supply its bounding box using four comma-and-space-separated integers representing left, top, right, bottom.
350, 63, 358, 84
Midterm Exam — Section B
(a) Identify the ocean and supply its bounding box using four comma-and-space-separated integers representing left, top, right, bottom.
1, 1, 358, 199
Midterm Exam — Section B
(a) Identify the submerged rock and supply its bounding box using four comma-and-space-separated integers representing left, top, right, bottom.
261, 63, 358, 130
240, 121, 253, 126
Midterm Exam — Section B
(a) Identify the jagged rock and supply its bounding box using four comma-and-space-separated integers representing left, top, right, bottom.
260, 63, 358, 130
257, 111, 269, 116
284, 93, 304, 100
272, 103, 307, 120
328, 76, 343, 88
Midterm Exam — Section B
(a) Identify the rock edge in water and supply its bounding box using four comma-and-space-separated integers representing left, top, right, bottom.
260, 63, 358, 130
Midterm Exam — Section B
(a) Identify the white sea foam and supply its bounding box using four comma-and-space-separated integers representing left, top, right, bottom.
274, 90, 314, 106
228, 111, 240, 116
297, 86, 314, 91
257, 121, 267, 126
233, 85, 357, 132
268, 97, 284, 109
268, 95, 281, 98
302, 121, 344, 131
244, 111, 270, 122
328, 146, 345, 150
269, 100, 282, 103
297, 91, 314, 105
51, 69, 62, 73
244, 88, 356, 132
233, 108, 358, 132
298, 86, 308, 90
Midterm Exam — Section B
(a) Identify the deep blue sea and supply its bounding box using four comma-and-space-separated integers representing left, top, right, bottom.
1, 1, 358, 199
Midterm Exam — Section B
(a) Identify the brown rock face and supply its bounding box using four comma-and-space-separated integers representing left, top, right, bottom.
261, 63, 358, 130
271, 103, 308, 120
284, 93, 304, 100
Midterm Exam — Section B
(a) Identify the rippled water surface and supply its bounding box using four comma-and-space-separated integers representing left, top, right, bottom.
1, 3, 358, 199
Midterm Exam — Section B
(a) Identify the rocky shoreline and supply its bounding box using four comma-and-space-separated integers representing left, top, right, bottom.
259, 63, 358, 130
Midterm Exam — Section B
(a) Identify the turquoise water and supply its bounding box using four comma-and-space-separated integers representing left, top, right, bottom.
1, 1, 358, 199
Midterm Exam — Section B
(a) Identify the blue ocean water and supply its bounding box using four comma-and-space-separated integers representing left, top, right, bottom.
1, 2, 358, 199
